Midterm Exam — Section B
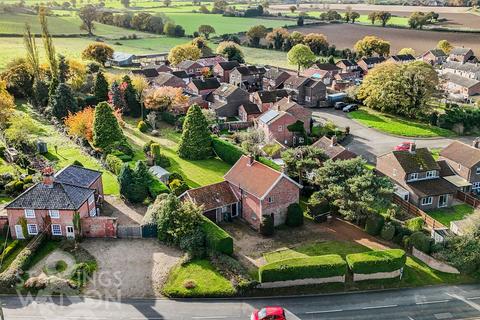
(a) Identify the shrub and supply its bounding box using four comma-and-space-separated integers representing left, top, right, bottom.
0, 240, 20, 260
260, 214, 274, 236
380, 222, 396, 241
346, 249, 407, 274
212, 137, 244, 165
151, 143, 171, 167
405, 217, 425, 232
161, 111, 177, 125
183, 279, 197, 289
149, 178, 170, 198
392, 223, 412, 245
105, 154, 123, 175
365, 214, 385, 236
258, 156, 281, 171
72, 160, 84, 167
143, 140, 154, 154
5, 180, 17, 195
409, 231, 433, 254
168, 172, 184, 184
286, 203, 303, 227
169, 179, 189, 196
259, 255, 347, 283
202, 217, 234, 255
137, 120, 148, 132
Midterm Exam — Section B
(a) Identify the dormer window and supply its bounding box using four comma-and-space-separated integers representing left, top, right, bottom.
426, 170, 436, 178
409, 173, 419, 181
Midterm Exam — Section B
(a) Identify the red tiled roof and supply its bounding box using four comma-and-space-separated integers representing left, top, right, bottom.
224, 155, 283, 199
182, 181, 238, 211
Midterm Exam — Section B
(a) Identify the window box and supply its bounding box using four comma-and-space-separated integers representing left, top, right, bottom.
27, 224, 38, 235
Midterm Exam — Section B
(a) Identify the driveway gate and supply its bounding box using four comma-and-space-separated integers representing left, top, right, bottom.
117, 225, 142, 238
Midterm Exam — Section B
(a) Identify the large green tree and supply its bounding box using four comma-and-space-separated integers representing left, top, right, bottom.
311, 158, 393, 221
215, 41, 245, 63
281, 146, 328, 185
94, 71, 109, 102
357, 61, 438, 118
354, 35, 390, 57
122, 75, 141, 117
287, 44, 316, 74
78, 4, 97, 36
92, 101, 126, 152
246, 25, 268, 47
178, 104, 212, 160
51, 82, 77, 120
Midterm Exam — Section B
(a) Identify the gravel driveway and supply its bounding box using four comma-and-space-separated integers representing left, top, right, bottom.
312, 109, 475, 163
81, 239, 181, 298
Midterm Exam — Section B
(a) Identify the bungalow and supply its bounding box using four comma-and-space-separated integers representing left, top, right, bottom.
209, 83, 250, 117
250, 89, 289, 113
6, 165, 104, 239
311, 136, 357, 161
262, 68, 291, 90
154, 72, 187, 88
180, 155, 302, 229
230, 65, 266, 92
357, 56, 386, 75
213, 61, 240, 83
439, 140, 480, 194
388, 54, 416, 64
376, 144, 457, 210
420, 49, 447, 66
448, 47, 475, 63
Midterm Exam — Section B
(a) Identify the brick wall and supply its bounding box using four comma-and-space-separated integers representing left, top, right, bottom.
262, 177, 300, 226
81, 216, 117, 238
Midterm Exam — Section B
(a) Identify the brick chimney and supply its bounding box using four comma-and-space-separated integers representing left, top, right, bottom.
409, 142, 416, 154
331, 135, 338, 147
42, 167, 55, 188
473, 137, 480, 149
247, 154, 254, 166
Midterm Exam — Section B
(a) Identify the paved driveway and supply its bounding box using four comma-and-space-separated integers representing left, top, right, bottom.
312, 109, 475, 163
82, 239, 182, 298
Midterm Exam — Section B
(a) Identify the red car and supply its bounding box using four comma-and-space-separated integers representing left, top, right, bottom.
251, 307, 286, 320
394, 141, 414, 151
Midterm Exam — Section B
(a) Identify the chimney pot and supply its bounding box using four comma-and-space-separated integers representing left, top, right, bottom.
331, 135, 337, 146
42, 167, 55, 188
247, 155, 254, 166
409, 142, 416, 154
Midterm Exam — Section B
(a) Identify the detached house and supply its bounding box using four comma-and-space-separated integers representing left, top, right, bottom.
6, 165, 104, 239
335, 59, 361, 78
213, 61, 240, 83
357, 56, 386, 75
312, 136, 357, 161
284, 75, 327, 108
175, 60, 205, 77
209, 83, 250, 117
376, 144, 457, 210
420, 49, 447, 66
230, 66, 266, 92
448, 47, 475, 63
250, 89, 289, 113
442, 73, 480, 98
440, 140, 480, 194
303, 63, 341, 85
186, 78, 221, 98
154, 72, 187, 88
262, 68, 291, 90
181, 155, 301, 229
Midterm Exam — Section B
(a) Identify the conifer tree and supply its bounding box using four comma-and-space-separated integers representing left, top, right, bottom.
118, 164, 136, 202
178, 104, 212, 160
122, 75, 141, 117
94, 71, 109, 102
51, 82, 77, 120
92, 101, 126, 152
110, 81, 127, 112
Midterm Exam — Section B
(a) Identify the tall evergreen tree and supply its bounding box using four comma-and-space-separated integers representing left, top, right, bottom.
110, 81, 127, 112
118, 163, 136, 202
94, 71, 109, 102
51, 82, 77, 120
122, 75, 141, 117
178, 104, 212, 160
133, 160, 151, 202
92, 101, 126, 152
57, 54, 70, 83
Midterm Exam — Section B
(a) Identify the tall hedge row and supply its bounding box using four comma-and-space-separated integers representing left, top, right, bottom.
212, 137, 244, 165
201, 216, 234, 255
346, 249, 406, 274
259, 255, 347, 283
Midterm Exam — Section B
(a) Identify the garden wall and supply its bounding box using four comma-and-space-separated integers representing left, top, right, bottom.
352, 269, 402, 281
412, 248, 459, 274
259, 275, 345, 288
81, 217, 117, 238
0, 215, 8, 231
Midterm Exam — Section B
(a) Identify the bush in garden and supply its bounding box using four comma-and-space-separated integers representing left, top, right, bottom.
365, 214, 385, 236
380, 222, 396, 241
201, 216, 234, 255
405, 217, 425, 232
392, 223, 412, 245
286, 203, 304, 227
51, 83, 78, 120
72, 160, 84, 167
137, 120, 148, 132
106, 154, 123, 175
143, 140, 154, 154
409, 231, 433, 254
118, 164, 136, 202
133, 161, 152, 202
169, 179, 189, 196
5, 181, 18, 195
260, 215, 274, 236
168, 172, 184, 184
346, 249, 406, 274
149, 178, 170, 198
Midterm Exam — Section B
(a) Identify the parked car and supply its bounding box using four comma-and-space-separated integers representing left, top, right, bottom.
334, 102, 347, 110
394, 141, 414, 151
342, 104, 358, 112
251, 307, 286, 320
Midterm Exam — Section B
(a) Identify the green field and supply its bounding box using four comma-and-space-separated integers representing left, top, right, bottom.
348, 109, 455, 138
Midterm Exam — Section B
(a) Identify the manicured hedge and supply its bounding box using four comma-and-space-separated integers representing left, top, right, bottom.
346, 249, 407, 274
259, 255, 347, 283
201, 217, 234, 255
212, 137, 244, 165
409, 231, 432, 254
258, 157, 281, 171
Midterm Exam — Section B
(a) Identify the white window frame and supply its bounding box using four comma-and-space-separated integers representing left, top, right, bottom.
88, 194, 95, 205
277, 125, 283, 132
305, 96, 311, 102
51, 224, 62, 236
409, 173, 419, 181
24, 209, 35, 219
421, 197, 433, 206
476, 167, 480, 175
49, 210, 60, 219
267, 196, 274, 204
426, 170, 436, 179
89, 207, 97, 217
27, 224, 38, 235
473, 182, 480, 190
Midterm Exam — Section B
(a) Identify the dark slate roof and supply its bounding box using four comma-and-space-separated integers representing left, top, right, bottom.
155, 72, 181, 86
390, 54, 415, 62
443, 72, 480, 88
217, 61, 240, 71
240, 102, 261, 114
337, 59, 358, 67
192, 78, 221, 91
427, 49, 447, 57
256, 89, 289, 103
450, 47, 472, 55
407, 178, 457, 197
5, 182, 94, 210
233, 65, 265, 76
392, 148, 440, 174
131, 68, 159, 78
55, 165, 102, 188
315, 63, 341, 71
264, 68, 290, 79
172, 70, 190, 78
360, 56, 386, 64
437, 160, 455, 177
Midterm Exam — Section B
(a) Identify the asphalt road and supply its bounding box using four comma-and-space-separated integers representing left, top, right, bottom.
312, 109, 475, 164
2, 284, 480, 320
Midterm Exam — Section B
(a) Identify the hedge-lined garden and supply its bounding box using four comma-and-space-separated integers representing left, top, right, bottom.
346, 249, 407, 274
202, 216, 234, 255
259, 255, 347, 283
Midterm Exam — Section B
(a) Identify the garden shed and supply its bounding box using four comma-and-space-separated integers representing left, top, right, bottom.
149, 166, 170, 184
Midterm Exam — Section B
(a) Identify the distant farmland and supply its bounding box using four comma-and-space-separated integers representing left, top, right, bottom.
293, 23, 480, 54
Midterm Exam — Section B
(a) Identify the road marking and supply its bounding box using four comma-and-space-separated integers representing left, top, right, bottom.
416, 300, 450, 305
467, 296, 480, 300
447, 293, 480, 312
305, 309, 343, 314
408, 317, 415, 320
361, 304, 398, 310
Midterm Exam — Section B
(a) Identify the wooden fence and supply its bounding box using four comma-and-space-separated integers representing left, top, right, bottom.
456, 190, 480, 208
392, 195, 446, 230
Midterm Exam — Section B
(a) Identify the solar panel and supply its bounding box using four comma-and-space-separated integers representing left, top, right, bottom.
259, 110, 279, 124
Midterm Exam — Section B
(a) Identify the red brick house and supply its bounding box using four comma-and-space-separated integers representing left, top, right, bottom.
213, 61, 240, 83
420, 49, 447, 66
6, 165, 104, 239
238, 102, 262, 121
186, 78, 221, 98
181, 155, 301, 230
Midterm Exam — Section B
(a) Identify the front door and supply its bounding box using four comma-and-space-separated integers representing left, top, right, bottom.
438, 194, 448, 208
66, 225, 75, 238
15, 225, 24, 239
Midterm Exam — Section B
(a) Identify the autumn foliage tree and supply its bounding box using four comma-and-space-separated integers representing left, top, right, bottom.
246, 25, 268, 47
354, 35, 390, 57
65, 107, 94, 141
144, 86, 188, 113
303, 33, 329, 55
266, 27, 289, 50
167, 43, 201, 66
82, 42, 114, 66
0, 80, 15, 128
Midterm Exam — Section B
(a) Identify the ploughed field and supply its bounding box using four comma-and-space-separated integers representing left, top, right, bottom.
293, 23, 480, 54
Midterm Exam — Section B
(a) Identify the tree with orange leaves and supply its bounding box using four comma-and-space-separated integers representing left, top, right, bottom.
143, 86, 188, 114
65, 107, 94, 141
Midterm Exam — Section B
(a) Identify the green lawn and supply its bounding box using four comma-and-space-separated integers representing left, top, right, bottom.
123, 123, 231, 188
264, 240, 370, 263
348, 109, 455, 138
163, 259, 236, 297
18, 105, 119, 195
427, 204, 475, 226
0, 240, 27, 273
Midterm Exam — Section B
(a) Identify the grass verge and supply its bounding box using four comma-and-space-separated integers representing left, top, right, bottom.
427, 204, 475, 226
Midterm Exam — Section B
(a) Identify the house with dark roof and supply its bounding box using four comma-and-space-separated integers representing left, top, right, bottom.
441, 61, 480, 81
250, 89, 289, 113
213, 61, 240, 83
6, 165, 103, 239
229, 65, 266, 92
186, 77, 221, 98
357, 56, 386, 75
335, 59, 361, 77
180, 155, 301, 230
262, 67, 291, 90
175, 60, 205, 77
209, 83, 250, 117
448, 47, 475, 63
376, 144, 457, 210
238, 102, 262, 122
131, 68, 159, 82
284, 75, 326, 108
154, 72, 187, 88
311, 136, 357, 161
442, 72, 480, 98
439, 139, 480, 194
388, 54, 416, 64
420, 49, 447, 66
